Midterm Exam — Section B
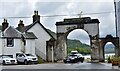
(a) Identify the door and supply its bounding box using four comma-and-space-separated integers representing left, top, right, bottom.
17, 54, 25, 62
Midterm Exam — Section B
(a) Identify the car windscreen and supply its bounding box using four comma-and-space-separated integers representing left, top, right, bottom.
69, 55, 77, 57
71, 52, 78, 54
2, 56, 12, 58
26, 54, 34, 56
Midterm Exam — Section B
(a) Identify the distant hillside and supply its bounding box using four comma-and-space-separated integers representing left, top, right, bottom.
67, 39, 91, 54
105, 44, 115, 48
105, 44, 115, 53
67, 39, 90, 48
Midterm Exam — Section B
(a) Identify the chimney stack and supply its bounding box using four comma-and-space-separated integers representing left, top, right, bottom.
2, 19, 9, 31
32, 10, 40, 23
18, 20, 24, 33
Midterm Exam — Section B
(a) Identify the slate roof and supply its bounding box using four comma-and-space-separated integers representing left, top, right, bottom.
3, 26, 21, 38
46, 29, 56, 39
16, 20, 55, 40
3, 26, 37, 39
3, 20, 55, 39
23, 32, 37, 39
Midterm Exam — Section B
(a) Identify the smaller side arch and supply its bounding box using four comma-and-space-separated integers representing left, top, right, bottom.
99, 35, 119, 62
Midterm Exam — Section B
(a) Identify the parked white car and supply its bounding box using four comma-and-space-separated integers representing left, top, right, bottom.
70, 50, 83, 58
0, 55, 17, 65
16, 53, 38, 65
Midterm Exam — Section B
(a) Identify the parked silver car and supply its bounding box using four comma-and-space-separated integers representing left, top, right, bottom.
0, 55, 17, 65
16, 53, 38, 65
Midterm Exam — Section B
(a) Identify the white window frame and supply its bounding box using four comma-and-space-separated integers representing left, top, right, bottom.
7, 38, 14, 47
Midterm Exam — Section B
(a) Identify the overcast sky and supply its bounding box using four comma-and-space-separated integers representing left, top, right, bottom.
0, 0, 119, 45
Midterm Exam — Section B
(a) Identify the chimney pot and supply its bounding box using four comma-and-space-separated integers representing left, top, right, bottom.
19, 20, 23, 24
18, 20, 24, 33
32, 10, 40, 23
37, 11, 38, 15
2, 19, 9, 31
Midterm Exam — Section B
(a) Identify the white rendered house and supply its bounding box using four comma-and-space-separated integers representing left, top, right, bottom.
0, 11, 56, 62
0, 19, 37, 58
22, 11, 56, 61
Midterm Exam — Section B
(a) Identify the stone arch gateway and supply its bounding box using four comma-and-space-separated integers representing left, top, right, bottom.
99, 35, 119, 62
55, 17, 100, 61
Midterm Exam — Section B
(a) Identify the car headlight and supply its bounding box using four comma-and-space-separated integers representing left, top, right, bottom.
6, 59, 9, 61
71, 58, 75, 59
28, 58, 31, 59
28, 58, 32, 60
36, 58, 38, 60
75, 57, 77, 58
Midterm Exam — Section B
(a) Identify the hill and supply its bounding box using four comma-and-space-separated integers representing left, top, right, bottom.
105, 44, 115, 53
67, 39, 91, 54
67, 39, 90, 48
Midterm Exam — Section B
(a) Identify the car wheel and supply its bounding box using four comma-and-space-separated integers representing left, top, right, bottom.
24, 60, 28, 65
35, 61, 38, 64
17, 60, 20, 64
2, 60, 6, 65
64, 60, 67, 63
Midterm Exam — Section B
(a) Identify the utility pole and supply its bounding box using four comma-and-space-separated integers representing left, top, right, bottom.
79, 11, 83, 18
114, 0, 118, 37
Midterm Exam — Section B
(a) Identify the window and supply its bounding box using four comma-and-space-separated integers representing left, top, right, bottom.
2, 55, 13, 58
18, 54, 24, 57
7, 38, 14, 47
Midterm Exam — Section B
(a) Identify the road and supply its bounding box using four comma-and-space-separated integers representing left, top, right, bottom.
1, 62, 120, 71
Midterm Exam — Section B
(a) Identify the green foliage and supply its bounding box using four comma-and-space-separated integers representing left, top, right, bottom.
37, 56, 45, 64
110, 55, 115, 61
67, 39, 91, 55
67, 39, 90, 48
107, 55, 119, 63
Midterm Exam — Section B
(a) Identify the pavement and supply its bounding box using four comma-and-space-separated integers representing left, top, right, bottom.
100, 63, 120, 69
44, 61, 120, 69
1, 62, 120, 70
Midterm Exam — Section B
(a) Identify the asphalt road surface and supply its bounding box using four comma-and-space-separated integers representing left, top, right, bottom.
1, 62, 120, 71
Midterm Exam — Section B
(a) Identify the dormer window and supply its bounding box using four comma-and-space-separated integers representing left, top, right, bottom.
7, 38, 14, 47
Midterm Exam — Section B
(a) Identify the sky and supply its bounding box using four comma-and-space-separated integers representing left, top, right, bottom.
0, 0, 119, 45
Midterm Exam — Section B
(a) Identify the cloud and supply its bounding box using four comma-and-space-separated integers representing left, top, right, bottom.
99, 13, 116, 37
0, 2, 34, 26
39, 2, 116, 37
35, 2, 67, 15
0, 1, 117, 44
1, 0, 114, 2
67, 29, 90, 45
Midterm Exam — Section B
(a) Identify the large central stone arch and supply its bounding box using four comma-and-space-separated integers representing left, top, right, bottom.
55, 17, 100, 61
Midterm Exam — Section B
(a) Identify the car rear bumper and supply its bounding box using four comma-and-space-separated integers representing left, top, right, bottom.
64, 59, 78, 63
